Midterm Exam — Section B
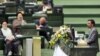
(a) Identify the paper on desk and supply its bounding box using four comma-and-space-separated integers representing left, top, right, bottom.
16, 34, 23, 37
75, 31, 78, 38
75, 31, 84, 38
53, 45, 68, 56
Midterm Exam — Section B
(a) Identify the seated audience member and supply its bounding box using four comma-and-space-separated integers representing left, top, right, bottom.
35, 17, 51, 48
37, 1, 52, 13
35, 17, 48, 30
42, 1, 52, 12
0, 21, 20, 56
13, 12, 27, 34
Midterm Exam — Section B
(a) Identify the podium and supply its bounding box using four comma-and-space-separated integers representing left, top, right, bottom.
0, 0, 6, 3
33, 36, 41, 56
70, 47, 98, 56
23, 38, 32, 56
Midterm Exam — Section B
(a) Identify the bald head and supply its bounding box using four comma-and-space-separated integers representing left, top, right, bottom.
39, 17, 47, 25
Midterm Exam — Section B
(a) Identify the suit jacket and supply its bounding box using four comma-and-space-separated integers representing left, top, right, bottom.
87, 27, 99, 52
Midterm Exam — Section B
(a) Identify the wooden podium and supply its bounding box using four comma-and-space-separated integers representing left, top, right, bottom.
0, 0, 7, 3
33, 36, 41, 56
70, 47, 98, 56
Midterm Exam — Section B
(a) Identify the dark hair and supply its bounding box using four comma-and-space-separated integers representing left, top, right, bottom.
1, 20, 8, 24
88, 19, 95, 26
16, 12, 24, 16
43, 1, 48, 5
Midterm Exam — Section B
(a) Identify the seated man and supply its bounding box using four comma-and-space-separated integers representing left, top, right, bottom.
35, 17, 51, 48
42, 1, 52, 12
36, 1, 52, 14
0, 21, 20, 56
13, 12, 27, 34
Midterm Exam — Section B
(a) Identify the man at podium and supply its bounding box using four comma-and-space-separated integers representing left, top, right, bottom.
87, 19, 99, 52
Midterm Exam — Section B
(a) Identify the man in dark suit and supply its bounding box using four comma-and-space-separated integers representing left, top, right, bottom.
87, 19, 99, 52
35, 17, 51, 48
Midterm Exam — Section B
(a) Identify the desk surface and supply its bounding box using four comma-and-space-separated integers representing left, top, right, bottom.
0, 35, 33, 40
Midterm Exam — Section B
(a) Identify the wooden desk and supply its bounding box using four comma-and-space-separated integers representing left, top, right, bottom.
70, 47, 98, 56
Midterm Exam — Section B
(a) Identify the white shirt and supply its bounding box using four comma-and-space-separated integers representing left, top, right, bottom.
43, 5, 51, 12
1, 28, 15, 40
1, 28, 12, 37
